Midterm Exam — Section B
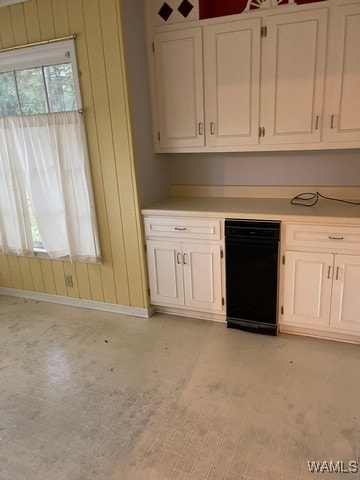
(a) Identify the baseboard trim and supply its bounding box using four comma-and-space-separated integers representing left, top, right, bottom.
0, 287, 154, 319
280, 324, 360, 344
154, 305, 226, 323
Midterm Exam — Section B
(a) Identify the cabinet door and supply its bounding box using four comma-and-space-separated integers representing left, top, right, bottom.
204, 18, 261, 146
330, 255, 360, 331
154, 28, 204, 149
283, 251, 333, 327
261, 9, 327, 145
147, 240, 184, 306
182, 243, 223, 312
324, 3, 360, 143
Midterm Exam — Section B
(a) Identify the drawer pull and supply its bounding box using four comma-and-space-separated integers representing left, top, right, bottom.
328, 236, 344, 240
175, 227, 187, 231
327, 266, 332, 279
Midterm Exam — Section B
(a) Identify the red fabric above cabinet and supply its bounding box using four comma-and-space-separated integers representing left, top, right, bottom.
199, 0, 248, 19
199, 0, 327, 19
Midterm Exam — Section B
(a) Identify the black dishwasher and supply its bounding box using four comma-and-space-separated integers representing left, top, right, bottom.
225, 220, 280, 335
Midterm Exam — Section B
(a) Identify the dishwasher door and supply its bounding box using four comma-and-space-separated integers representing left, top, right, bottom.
225, 221, 280, 335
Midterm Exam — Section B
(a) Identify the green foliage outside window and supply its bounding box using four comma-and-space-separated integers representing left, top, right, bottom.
0, 63, 77, 117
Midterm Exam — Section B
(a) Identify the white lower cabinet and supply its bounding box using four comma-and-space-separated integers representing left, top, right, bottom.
281, 223, 360, 340
283, 251, 333, 328
147, 240, 184, 306
330, 254, 360, 331
144, 216, 225, 317
147, 240, 223, 313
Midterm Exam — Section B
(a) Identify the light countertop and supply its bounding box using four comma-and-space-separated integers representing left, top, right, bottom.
142, 196, 360, 224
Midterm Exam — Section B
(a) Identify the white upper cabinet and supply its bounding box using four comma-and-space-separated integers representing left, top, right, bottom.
261, 9, 327, 145
324, 3, 360, 144
150, 2, 360, 152
154, 27, 204, 148
204, 18, 261, 146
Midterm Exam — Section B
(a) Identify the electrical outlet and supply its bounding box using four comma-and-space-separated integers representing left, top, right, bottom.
64, 275, 73, 288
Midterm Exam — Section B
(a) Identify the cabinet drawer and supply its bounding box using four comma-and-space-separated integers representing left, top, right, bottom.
144, 216, 221, 240
285, 223, 360, 251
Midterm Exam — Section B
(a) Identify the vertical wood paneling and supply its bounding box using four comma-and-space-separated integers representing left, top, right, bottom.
51, 261, 67, 297
23, 1, 41, 43
9, 5, 28, 45
83, 0, 130, 305
0, 9, 14, 48
29, 258, 45, 293
40, 259, 57, 295
0, 256, 13, 288
36, 0, 55, 40
75, 263, 91, 300
88, 264, 104, 302
67, 0, 117, 304
51, 0, 70, 38
0, 0, 148, 310
7, 257, 23, 290
18, 258, 34, 291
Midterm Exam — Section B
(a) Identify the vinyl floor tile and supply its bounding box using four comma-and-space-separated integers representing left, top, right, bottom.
0, 295, 359, 479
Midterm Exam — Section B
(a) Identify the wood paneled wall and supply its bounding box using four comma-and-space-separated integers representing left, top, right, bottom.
0, 0, 149, 309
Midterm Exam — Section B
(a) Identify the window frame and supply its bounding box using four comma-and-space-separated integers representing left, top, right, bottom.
0, 39, 82, 115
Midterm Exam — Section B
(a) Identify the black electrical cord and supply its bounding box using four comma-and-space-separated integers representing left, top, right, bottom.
290, 191, 360, 207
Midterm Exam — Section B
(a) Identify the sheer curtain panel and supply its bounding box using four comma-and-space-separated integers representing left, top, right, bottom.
0, 111, 101, 262
0, 125, 34, 256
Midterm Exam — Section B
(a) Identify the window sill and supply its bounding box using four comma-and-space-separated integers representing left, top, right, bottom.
34, 249, 71, 262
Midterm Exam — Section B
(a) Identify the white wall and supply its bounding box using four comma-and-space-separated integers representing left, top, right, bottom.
121, 0, 170, 207
169, 149, 360, 186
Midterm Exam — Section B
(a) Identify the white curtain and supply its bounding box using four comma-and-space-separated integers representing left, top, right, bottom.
0, 125, 33, 256
0, 111, 101, 262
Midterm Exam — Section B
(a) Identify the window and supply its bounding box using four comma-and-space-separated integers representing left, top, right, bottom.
0, 40, 101, 263
0, 63, 77, 117
0, 40, 81, 116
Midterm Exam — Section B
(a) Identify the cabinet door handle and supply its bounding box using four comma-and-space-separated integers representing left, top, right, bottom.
177, 252, 182, 264
210, 122, 215, 135
175, 227, 186, 231
327, 266, 332, 279
328, 236, 344, 240
330, 114, 335, 129
198, 123, 203, 136
183, 253, 188, 265
315, 115, 320, 130
336, 266, 340, 280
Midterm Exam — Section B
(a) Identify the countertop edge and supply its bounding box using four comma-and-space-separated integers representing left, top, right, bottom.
141, 196, 360, 225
